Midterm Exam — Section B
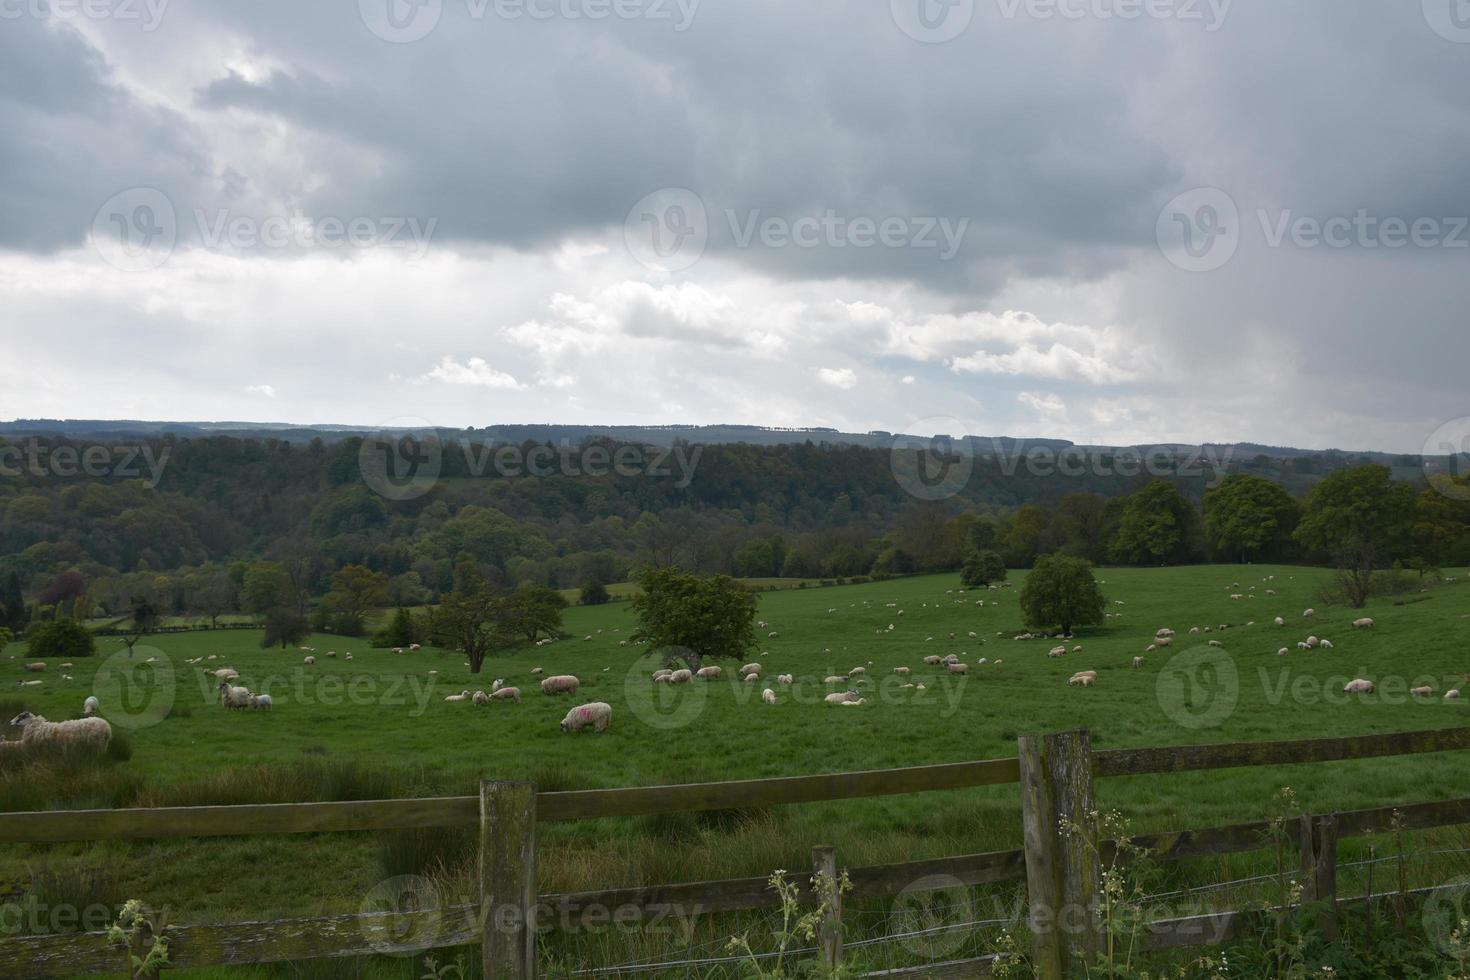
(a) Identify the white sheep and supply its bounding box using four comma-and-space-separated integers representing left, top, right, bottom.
249, 694, 273, 710
444, 690, 471, 703
947, 663, 969, 675
1319, 639, 1334, 650
1352, 617, 1374, 630
1208, 640, 1224, 649
82, 696, 99, 717
1445, 689, 1462, 701
743, 673, 761, 683
7, 712, 112, 753
894, 666, 911, 676
218, 682, 252, 709
1303, 608, 1316, 619
560, 702, 612, 733
848, 667, 866, 677
740, 663, 761, 677
23, 663, 45, 673
472, 690, 491, 706
1069, 671, 1097, 687
923, 655, 942, 665
1049, 645, 1068, 657
1131, 657, 1145, 668
668, 669, 693, 685
303, 656, 315, 665
541, 675, 581, 695
696, 666, 723, 680
1411, 686, 1435, 698
1155, 636, 1174, 648
824, 690, 860, 705
777, 673, 794, 685
1343, 678, 1375, 695
652, 669, 673, 682
1278, 648, 1290, 657
491, 686, 521, 703
761, 688, 778, 705
1274, 617, 1285, 627
838, 698, 867, 706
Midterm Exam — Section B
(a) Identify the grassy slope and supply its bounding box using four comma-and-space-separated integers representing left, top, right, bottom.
3, 564, 1469, 973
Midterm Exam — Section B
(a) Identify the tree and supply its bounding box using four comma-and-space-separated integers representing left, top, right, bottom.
0, 627, 11, 656
0, 572, 27, 632
28, 618, 97, 659
497, 583, 567, 644
1019, 553, 1106, 636
1203, 475, 1299, 562
191, 567, 237, 629
437, 581, 507, 675
1000, 505, 1049, 568
38, 570, 87, 619
1295, 465, 1416, 607
580, 580, 611, 606
373, 608, 419, 649
960, 550, 1007, 588
1109, 481, 1197, 565
629, 566, 758, 670
261, 607, 311, 649
120, 595, 162, 657
322, 564, 391, 628
242, 562, 290, 614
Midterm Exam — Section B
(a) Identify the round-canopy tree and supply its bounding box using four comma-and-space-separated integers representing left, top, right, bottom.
1019, 553, 1106, 636
960, 550, 1007, 588
629, 566, 758, 671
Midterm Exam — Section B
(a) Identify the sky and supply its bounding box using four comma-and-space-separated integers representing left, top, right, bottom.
3, 0, 1470, 452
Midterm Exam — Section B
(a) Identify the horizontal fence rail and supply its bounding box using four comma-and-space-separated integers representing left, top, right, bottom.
2, 726, 1468, 977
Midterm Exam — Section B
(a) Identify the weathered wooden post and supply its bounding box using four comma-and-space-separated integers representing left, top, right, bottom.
1018, 729, 1103, 979
1299, 813, 1339, 942
481, 780, 538, 980
812, 845, 843, 969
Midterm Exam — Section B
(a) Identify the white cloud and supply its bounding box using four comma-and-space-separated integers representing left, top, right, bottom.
244, 384, 276, 398
420, 356, 523, 389
1017, 391, 1068, 423
816, 367, 858, 389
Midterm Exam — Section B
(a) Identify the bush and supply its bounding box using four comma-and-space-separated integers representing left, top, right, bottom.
27, 618, 96, 659
961, 550, 1007, 588
580, 580, 611, 606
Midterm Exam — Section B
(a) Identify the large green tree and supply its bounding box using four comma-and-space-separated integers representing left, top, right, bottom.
629, 566, 758, 670
960, 550, 1007, 588
1203, 474, 1300, 562
497, 583, 568, 644
1109, 480, 1197, 565
1019, 553, 1107, 636
1294, 464, 1416, 606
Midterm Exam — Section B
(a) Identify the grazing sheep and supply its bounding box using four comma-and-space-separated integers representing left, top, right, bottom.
947, 662, 969, 675
1303, 609, 1316, 619
1411, 686, 1435, 698
1132, 657, 1145, 668
740, 663, 762, 677
1319, 639, 1334, 650
696, 666, 723, 680
7, 712, 112, 753
303, 656, 315, 665
667, 670, 693, 685
922, 654, 942, 666
209, 667, 239, 681
1278, 648, 1290, 657
743, 673, 761, 683
23, 663, 45, 673
344, 654, 353, 662
1446, 690, 1462, 701
444, 690, 471, 703
1305, 636, 1319, 649
1352, 618, 1375, 630
541, 675, 581, 695
531, 667, 543, 675
848, 667, 866, 677
326, 651, 337, 658
823, 675, 848, 684
761, 688, 778, 705
1154, 636, 1173, 648
82, 696, 99, 717
218, 682, 252, 709
777, 674, 794, 685
472, 690, 491, 706
1343, 678, 1375, 695
824, 690, 860, 705
894, 666, 911, 676
1155, 628, 1175, 638
560, 702, 612, 733
1274, 617, 1285, 627
838, 698, 867, 707
1069, 671, 1097, 687
652, 669, 673, 682
491, 686, 521, 703
1049, 645, 1068, 657
1208, 640, 1224, 649
249, 694, 273, 710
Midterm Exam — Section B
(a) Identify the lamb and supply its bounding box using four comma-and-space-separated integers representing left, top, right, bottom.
1352, 618, 1375, 630
1446, 690, 1462, 701
6, 712, 112, 753
540, 675, 581, 695
1049, 645, 1068, 657
848, 667, 866, 677
823, 675, 849, 684
1274, 617, 1285, 627
1132, 657, 1145, 668
1278, 648, 1290, 657
303, 656, 315, 665
444, 690, 471, 703
740, 663, 762, 677
1411, 686, 1435, 698
777, 674, 794, 685
218, 682, 252, 709
838, 698, 867, 706
894, 666, 911, 676
667, 670, 693, 685
695, 666, 722, 680
559, 702, 612, 733
491, 686, 521, 703
824, 690, 860, 705
82, 696, 99, 717
1208, 640, 1224, 649
761, 688, 778, 705
472, 690, 491, 706
1319, 639, 1334, 650
1303, 608, 1316, 618
652, 669, 673, 682
743, 673, 760, 683
249, 694, 273, 710
531, 667, 543, 675
1155, 628, 1175, 638
1343, 679, 1375, 695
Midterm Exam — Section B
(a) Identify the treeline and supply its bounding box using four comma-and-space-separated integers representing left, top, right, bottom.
0, 432, 1463, 629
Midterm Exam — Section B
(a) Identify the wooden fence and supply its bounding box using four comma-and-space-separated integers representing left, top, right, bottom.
2, 726, 1469, 978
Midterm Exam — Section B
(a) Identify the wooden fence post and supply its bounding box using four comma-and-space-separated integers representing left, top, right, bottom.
1018, 729, 1103, 980
481, 780, 537, 980
1299, 813, 1339, 942
812, 845, 842, 969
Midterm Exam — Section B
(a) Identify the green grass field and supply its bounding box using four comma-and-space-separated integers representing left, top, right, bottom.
4, 564, 1470, 976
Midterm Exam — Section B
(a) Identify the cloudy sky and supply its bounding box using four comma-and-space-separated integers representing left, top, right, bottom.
3, 0, 1469, 452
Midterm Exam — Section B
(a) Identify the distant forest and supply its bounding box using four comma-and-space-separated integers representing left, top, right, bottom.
0, 432, 1463, 627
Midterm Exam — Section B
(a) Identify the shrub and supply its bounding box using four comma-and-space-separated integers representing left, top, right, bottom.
580, 580, 611, 606
27, 618, 96, 659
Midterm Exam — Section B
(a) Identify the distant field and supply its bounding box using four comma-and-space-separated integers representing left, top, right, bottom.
4, 564, 1470, 976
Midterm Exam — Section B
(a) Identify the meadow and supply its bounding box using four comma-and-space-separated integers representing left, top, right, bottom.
4, 564, 1470, 977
